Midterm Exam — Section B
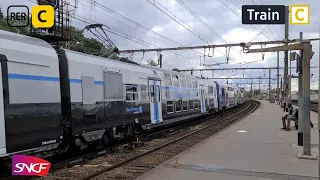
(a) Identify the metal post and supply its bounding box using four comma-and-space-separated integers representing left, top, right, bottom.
269, 69, 271, 102
159, 54, 163, 68
259, 76, 261, 99
298, 32, 303, 146
277, 51, 280, 105
280, 78, 283, 107
289, 56, 292, 104
318, 19, 320, 180
251, 82, 253, 98
302, 42, 311, 155
283, 6, 289, 108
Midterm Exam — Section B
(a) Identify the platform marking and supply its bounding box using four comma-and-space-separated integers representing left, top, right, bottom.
164, 163, 317, 180
237, 130, 247, 133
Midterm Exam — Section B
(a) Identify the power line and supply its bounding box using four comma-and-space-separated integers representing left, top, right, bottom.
72, 14, 200, 66
146, 0, 211, 44
146, 0, 261, 76
232, 0, 277, 41
176, 0, 245, 62
83, 0, 219, 64
145, 0, 229, 62
258, 0, 280, 40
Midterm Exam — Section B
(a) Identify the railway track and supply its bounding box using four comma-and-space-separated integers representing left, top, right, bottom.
4, 102, 247, 180
292, 100, 318, 113
37, 100, 259, 180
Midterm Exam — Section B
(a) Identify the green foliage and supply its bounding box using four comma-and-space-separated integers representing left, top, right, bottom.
0, 7, 3, 20
0, 6, 118, 59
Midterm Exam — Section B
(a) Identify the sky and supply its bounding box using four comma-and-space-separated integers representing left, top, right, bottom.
1, 0, 319, 91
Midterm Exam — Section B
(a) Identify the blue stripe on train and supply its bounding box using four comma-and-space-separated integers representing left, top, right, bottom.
8, 73, 104, 85
8, 73, 201, 90
7, 73, 211, 94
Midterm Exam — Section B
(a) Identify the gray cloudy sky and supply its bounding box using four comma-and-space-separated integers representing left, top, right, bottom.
2, 0, 320, 91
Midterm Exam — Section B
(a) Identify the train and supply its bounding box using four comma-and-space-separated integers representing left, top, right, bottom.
0, 30, 246, 175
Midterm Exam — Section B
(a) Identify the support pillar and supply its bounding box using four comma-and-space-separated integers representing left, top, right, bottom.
269, 69, 271, 102
277, 51, 280, 105
298, 32, 303, 146
298, 42, 316, 160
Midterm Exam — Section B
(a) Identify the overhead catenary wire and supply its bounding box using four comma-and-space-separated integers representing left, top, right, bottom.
145, 0, 230, 62
82, 0, 219, 64
258, 0, 281, 40
72, 15, 199, 66
175, 0, 245, 63
218, 0, 274, 41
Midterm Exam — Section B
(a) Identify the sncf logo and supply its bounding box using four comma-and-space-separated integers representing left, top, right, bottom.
12, 155, 51, 176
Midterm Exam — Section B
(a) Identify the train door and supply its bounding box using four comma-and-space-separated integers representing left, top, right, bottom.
148, 78, 163, 124
200, 85, 206, 113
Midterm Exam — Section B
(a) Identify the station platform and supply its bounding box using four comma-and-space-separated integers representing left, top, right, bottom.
137, 100, 319, 180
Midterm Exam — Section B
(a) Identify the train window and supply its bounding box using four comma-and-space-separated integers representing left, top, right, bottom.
208, 86, 213, 95
189, 100, 194, 110
126, 84, 139, 101
167, 101, 174, 114
175, 99, 182, 112
150, 85, 154, 103
173, 75, 180, 87
194, 99, 199, 109
183, 101, 188, 111
104, 71, 124, 100
140, 85, 147, 101
164, 73, 172, 86
187, 78, 192, 88
180, 77, 186, 88
192, 79, 197, 88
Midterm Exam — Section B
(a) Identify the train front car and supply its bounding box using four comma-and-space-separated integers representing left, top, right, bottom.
0, 30, 63, 175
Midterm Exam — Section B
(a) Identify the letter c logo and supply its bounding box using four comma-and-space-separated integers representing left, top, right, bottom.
38, 10, 47, 23
295, 8, 304, 21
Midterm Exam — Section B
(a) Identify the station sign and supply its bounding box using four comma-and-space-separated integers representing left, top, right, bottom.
242, 5, 285, 24
242, 5, 310, 25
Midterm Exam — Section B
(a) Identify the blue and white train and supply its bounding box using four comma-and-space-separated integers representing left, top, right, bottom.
0, 30, 246, 175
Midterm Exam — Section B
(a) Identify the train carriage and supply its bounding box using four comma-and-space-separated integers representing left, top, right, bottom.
0, 30, 247, 176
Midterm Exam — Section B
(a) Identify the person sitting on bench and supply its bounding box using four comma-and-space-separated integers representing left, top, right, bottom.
281, 103, 297, 131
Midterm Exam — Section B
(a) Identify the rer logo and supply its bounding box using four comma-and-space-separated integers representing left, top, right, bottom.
7, 5, 54, 28
12, 154, 51, 176
290, 4, 310, 24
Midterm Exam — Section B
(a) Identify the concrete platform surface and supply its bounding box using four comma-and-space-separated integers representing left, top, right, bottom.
137, 101, 319, 180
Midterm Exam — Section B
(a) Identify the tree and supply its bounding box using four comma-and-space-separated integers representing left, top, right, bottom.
147, 59, 158, 67
0, 6, 119, 60
0, 7, 3, 20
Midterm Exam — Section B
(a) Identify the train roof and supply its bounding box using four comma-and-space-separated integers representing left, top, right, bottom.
0, 30, 53, 49
0, 30, 59, 67
63, 48, 196, 79
0, 30, 242, 90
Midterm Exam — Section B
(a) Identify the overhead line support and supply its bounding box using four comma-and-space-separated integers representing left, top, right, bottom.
118, 38, 319, 53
